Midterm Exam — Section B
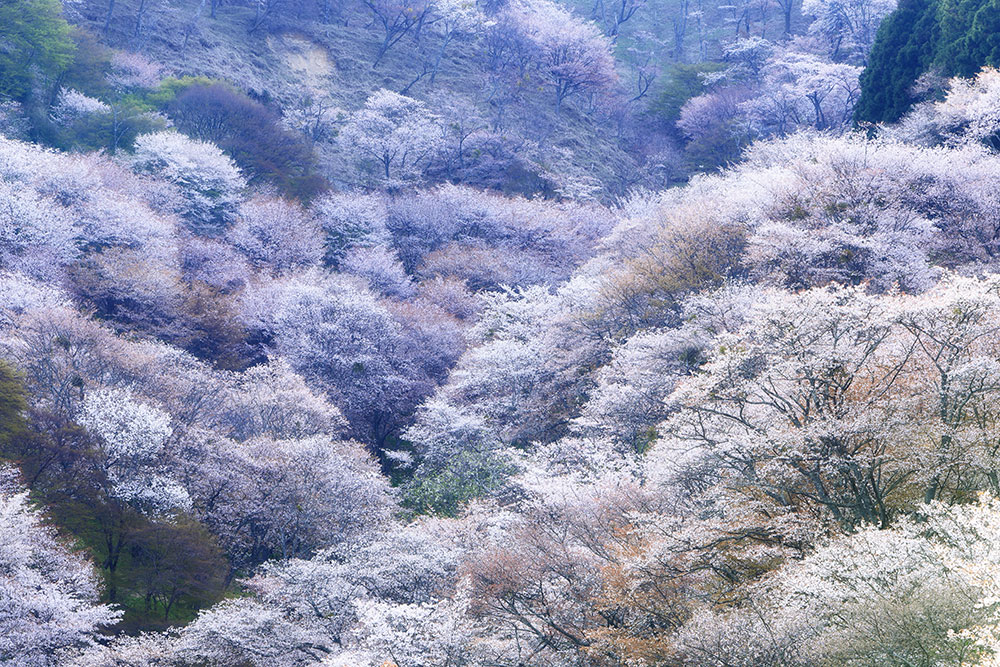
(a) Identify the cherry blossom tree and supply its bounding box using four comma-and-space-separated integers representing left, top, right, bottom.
508, 0, 618, 112
773, 515, 984, 664
64, 632, 175, 667
172, 519, 462, 665
429, 0, 490, 83
338, 90, 442, 185
312, 191, 391, 268
131, 132, 246, 235
402, 396, 510, 514
191, 435, 394, 574
892, 275, 1000, 501
575, 283, 756, 453
227, 196, 323, 273
739, 132, 1000, 287
174, 596, 327, 666
77, 388, 191, 516
743, 50, 862, 133
347, 583, 487, 667
0, 469, 120, 666
385, 183, 611, 285
340, 246, 415, 298
891, 67, 1000, 151
445, 286, 559, 440
0, 180, 78, 281
106, 52, 166, 90
650, 285, 906, 528
50, 88, 111, 128
238, 271, 419, 446
803, 0, 897, 63
220, 358, 347, 441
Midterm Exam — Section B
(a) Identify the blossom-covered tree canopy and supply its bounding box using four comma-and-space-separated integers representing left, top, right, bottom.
8, 0, 1000, 664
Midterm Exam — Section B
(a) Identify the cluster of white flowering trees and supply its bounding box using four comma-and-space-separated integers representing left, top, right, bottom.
350, 72, 1000, 664
0, 468, 120, 666
330, 0, 619, 187
132, 131, 246, 235
338, 91, 443, 185
15, 47, 1000, 667
674, 0, 897, 163
677, 38, 864, 161
0, 116, 620, 654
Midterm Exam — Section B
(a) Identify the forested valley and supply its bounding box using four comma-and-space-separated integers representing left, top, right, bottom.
8, 0, 1000, 664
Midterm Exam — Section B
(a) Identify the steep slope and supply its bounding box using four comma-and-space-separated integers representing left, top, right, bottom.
63, 0, 647, 199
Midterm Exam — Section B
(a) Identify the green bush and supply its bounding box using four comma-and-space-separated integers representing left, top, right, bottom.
0, 362, 26, 449
403, 450, 516, 517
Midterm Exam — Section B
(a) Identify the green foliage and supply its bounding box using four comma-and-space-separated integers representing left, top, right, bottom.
60, 28, 113, 97
31, 28, 166, 152
402, 450, 516, 517
936, 0, 1000, 76
0, 0, 75, 101
123, 518, 226, 629
855, 0, 940, 123
2, 408, 228, 633
49, 100, 165, 154
683, 121, 747, 171
49, 493, 227, 632
855, 0, 1000, 123
0, 362, 26, 448
145, 76, 219, 109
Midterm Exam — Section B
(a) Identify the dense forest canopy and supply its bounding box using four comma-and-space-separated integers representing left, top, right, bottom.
7, 0, 1000, 665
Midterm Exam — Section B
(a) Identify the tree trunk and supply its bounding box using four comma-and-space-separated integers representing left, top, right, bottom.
103, 0, 117, 35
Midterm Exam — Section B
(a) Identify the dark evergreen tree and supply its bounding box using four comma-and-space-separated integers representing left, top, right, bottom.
855, 0, 940, 124
937, 0, 1000, 76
